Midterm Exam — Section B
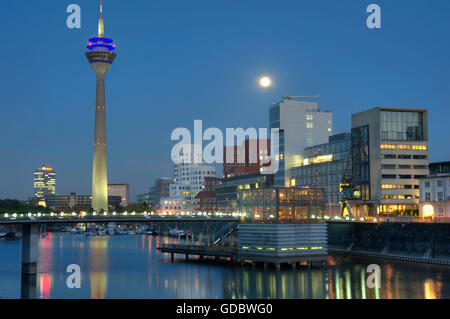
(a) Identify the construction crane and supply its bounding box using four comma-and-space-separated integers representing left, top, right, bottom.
283, 95, 320, 100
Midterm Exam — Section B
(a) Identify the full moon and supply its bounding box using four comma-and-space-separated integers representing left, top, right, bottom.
259, 76, 272, 88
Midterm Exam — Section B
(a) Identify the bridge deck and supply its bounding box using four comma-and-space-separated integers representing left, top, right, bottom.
0, 217, 239, 225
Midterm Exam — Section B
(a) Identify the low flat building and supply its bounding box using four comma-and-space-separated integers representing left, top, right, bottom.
419, 174, 450, 220
159, 197, 186, 215
237, 187, 324, 223
45, 193, 121, 211
237, 186, 327, 266
137, 186, 156, 206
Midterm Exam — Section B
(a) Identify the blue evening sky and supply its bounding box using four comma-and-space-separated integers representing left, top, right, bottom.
0, 0, 449, 200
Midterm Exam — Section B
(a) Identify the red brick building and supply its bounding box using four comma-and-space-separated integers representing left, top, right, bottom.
223, 139, 271, 178
195, 177, 222, 213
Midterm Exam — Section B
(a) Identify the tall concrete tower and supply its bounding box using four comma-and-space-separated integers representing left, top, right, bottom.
85, 0, 116, 212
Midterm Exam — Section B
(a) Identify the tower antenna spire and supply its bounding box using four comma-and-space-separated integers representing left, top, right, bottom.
98, 0, 104, 37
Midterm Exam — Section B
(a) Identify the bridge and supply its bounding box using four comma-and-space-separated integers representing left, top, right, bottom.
0, 214, 240, 299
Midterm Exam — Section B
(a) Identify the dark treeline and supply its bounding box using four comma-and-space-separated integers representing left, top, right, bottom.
0, 199, 49, 214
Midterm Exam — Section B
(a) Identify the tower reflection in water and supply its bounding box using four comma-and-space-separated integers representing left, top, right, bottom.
89, 237, 108, 299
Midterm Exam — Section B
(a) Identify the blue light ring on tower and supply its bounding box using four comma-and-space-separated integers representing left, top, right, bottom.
89, 37, 113, 44
89, 60, 112, 64
87, 43, 116, 50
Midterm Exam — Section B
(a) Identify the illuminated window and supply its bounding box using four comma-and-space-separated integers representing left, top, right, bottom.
306, 122, 314, 128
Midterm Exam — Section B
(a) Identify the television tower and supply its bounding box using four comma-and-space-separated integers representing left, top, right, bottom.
85, 0, 116, 212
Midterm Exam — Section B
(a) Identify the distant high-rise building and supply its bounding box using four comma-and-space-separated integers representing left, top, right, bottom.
269, 98, 332, 186
155, 178, 171, 208
33, 165, 56, 198
107, 184, 129, 207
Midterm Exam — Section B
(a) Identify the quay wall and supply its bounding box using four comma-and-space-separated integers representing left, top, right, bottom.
327, 221, 450, 264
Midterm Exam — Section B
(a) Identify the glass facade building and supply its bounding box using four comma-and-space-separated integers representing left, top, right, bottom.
380, 111, 424, 141
237, 187, 324, 223
289, 132, 351, 206
215, 173, 273, 213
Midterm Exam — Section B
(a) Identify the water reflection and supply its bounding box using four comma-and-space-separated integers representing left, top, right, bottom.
0, 233, 449, 299
89, 237, 108, 299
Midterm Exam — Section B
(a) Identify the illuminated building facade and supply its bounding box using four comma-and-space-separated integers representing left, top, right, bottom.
33, 165, 56, 198
349, 107, 429, 217
289, 132, 351, 217
215, 173, 274, 213
159, 197, 185, 214
419, 174, 450, 220
269, 98, 332, 187
86, 1, 117, 212
237, 187, 324, 223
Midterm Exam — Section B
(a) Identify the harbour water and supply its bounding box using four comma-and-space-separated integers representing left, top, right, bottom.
0, 233, 449, 299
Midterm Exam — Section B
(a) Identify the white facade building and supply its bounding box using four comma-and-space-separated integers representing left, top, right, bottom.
168, 144, 216, 209
419, 174, 450, 219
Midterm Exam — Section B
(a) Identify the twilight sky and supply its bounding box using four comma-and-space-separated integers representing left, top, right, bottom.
0, 0, 449, 201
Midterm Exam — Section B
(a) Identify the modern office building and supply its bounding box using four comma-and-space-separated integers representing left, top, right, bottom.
155, 178, 172, 208
345, 107, 429, 217
237, 187, 325, 223
86, 2, 117, 212
137, 187, 156, 206
194, 177, 222, 213
107, 184, 129, 207
169, 144, 216, 208
215, 173, 274, 213
289, 132, 351, 217
223, 139, 271, 178
269, 97, 332, 187
33, 165, 56, 198
419, 174, 450, 219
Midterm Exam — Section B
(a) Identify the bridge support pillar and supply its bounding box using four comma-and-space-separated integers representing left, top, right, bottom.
171, 252, 174, 262
21, 223, 38, 299
185, 254, 189, 261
